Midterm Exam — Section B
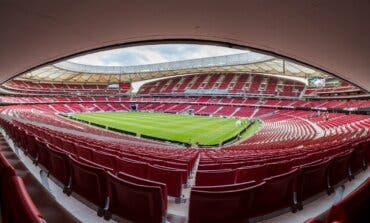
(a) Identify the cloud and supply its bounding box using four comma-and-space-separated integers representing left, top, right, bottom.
69, 44, 249, 66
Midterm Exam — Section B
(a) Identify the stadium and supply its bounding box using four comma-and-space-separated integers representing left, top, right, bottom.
0, 1, 369, 223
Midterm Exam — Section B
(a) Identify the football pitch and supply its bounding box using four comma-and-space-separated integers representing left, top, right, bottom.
72, 111, 259, 146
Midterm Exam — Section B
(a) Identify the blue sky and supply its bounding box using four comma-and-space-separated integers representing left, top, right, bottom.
69, 44, 249, 66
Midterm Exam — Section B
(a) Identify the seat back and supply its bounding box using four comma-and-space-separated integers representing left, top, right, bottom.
26, 134, 39, 160
107, 172, 164, 223
35, 138, 51, 170
251, 168, 298, 217
59, 140, 77, 155
148, 165, 185, 197
117, 171, 167, 211
188, 181, 265, 223
48, 145, 71, 186
235, 164, 267, 183
297, 159, 331, 204
75, 145, 94, 160
267, 161, 291, 177
69, 155, 108, 208
196, 169, 236, 186
92, 151, 117, 170
62, 140, 76, 155
350, 144, 367, 174
329, 151, 351, 187
192, 180, 256, 192
116, 157, 149, 178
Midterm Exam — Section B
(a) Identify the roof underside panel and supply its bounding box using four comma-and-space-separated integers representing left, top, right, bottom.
14, 57, 328, 85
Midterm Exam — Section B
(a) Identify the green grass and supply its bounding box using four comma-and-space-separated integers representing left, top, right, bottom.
72, 111, 259, 146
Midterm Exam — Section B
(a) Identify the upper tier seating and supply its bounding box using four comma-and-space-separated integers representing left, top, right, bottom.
2, 80, 127, 94
2, 95, 370, 110
138, 73, 305, 97
304, 81, 362, 97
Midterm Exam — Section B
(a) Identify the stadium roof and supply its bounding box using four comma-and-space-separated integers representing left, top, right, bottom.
0, 1, 369, 90
16, 52, 328, 84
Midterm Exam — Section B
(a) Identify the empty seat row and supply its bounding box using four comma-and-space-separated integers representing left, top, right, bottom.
189, 169, 298, 223
305, 178, 370, 223
3, 119, 190, 198
196, 146, 368, 189
189, 149, 369, 223
64, 156, 167, 223
0, 119, 177, 223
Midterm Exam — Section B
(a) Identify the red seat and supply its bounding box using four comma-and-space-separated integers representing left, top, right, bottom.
188, 181, 265, 223
106, 172, 165, 223
92, 151, 117, 170
116, 157, 149, 178
34, 138, 51, 170
62, 140, 77, 154
25, 134, 39, 161
235, 164, 267, 183
47, 145, 71, 186
51, 136, 66, 152
67, 155, 109, 215
148, 165, 185, 198
196, 169, 236, 186
192, 180, 256, 192
266, 161, 291, 177
251, 168, 299, 217
116, 171, 167, 212
61, 140, 77, 155
297, 158, 332, 209
325, 178, 370, 223
75, 144, 94, 160
78, 157, 114, 172
1, 176, 43, 223
350, 144, 367, 176
329, 151, 351, 189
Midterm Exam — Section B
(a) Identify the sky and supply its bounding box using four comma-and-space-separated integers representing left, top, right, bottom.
69, 44, 249, 66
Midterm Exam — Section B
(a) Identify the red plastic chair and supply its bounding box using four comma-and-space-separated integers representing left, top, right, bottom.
106, 172, 165, 223
188, 181, 265, 223
66, 155, 109, 216
196, 169, 236, 186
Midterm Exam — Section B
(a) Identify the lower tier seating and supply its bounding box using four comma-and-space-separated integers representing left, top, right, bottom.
0, 102, 369, 222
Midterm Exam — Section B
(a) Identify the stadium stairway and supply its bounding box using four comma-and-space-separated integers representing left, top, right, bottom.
0, 134, 80, 223
254, 110, 277, 119
284, 113, 325, 139
251, 108, 259, 118
230, 107, 241, 116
